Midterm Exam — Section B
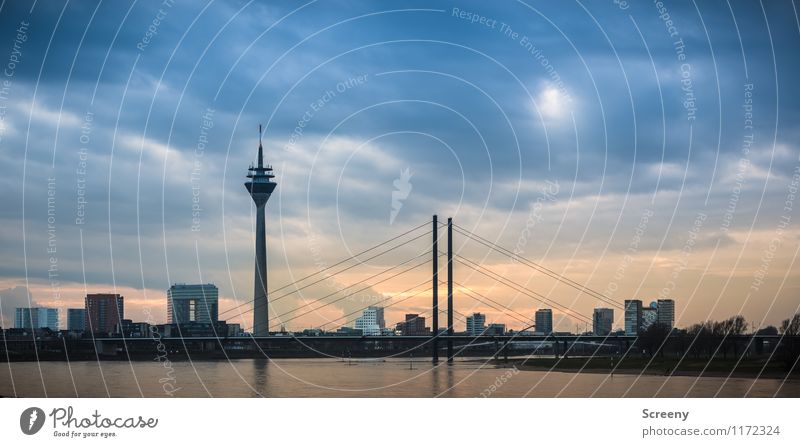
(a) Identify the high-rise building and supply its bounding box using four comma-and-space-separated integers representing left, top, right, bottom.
42, 308, 59, 330
67, 308, 85, 331
624, 299, 642, 335
14, 307, 59, 330
535, 308, 553, 335
245, 127, 277, 336
395, 313, 428, 335
13, 308, 31, 329
641, 301, 658, 330
657, 299, 675, 329
466, 312, 486, 336
85, 293, 124, 334
167, 284, 219, 324
355, 306, 385, 336
593, 308, 614, 336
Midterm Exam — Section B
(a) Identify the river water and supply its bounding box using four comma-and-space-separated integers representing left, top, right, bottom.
1, 358, 796, 397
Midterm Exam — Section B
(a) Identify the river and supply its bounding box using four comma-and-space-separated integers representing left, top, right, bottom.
1, 358, 796, 397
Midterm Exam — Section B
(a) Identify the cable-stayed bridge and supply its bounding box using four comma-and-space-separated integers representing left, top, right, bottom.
226, 215, 621, 331
2, 216, 786, 362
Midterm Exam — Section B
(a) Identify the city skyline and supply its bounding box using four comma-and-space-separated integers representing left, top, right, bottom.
7, 295, 690, 338
1, 1, 799, 336
7, 286, 682, 335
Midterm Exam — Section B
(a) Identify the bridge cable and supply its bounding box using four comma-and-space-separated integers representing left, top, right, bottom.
259, 255, 437, 331
219, 222, 431, 319
452, 254, 594, 326
452, 280, 531, 326
453, 224, 623, 309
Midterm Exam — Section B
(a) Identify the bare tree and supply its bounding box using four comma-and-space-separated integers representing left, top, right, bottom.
639, 323, 670, 358
781, 314, 800, 336
705, 316, 748, 359
687, 322, 713, 358
779, 313, 800, 371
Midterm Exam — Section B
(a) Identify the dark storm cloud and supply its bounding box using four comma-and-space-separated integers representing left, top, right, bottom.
0, 0, 798, 328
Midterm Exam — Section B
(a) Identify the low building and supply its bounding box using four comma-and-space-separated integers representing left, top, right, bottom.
154, 322, 229, 338
227, 323, 242, 337
486, 323, 506, 336
395, 314, 429, 335
118, 319, 151, 338
335, 326, 363, 336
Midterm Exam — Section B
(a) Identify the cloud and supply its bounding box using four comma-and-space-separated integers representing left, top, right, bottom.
0, 286, 35, 328
0, 0, 799, 331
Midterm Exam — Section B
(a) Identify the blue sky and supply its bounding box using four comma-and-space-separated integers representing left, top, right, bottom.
1, 0, 799, 332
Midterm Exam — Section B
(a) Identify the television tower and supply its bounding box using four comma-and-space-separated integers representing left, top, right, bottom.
245, 125, 277, 336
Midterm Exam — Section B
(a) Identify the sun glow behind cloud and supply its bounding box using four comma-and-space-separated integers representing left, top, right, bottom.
538, 85, 568, 119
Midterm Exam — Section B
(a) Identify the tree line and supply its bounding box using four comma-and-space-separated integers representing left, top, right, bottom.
636, 312, 800, 370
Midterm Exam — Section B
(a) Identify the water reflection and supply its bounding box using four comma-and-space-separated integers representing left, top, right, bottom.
252, 359, 269, 397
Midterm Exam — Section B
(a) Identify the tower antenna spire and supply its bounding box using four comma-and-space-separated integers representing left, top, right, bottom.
257, 124, 264, 168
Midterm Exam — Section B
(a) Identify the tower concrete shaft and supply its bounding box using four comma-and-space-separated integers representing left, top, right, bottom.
245, 130, 276, 336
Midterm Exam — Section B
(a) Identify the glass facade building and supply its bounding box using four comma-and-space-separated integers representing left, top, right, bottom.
624, 299, 642, 336
535, 308, 553, 335
593, 308, 614, 336
167, 284, 219, 324
14, 307, 59, 330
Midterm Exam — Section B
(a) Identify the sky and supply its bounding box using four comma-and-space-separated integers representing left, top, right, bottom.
0, 0, 799, 333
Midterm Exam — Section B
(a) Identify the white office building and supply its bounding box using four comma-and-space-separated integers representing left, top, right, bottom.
466, 312, 486, 336
355, 306, 385, 336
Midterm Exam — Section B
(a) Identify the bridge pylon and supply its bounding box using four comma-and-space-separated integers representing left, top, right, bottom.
432, 215, 439, 363
447, 217, 454, 363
